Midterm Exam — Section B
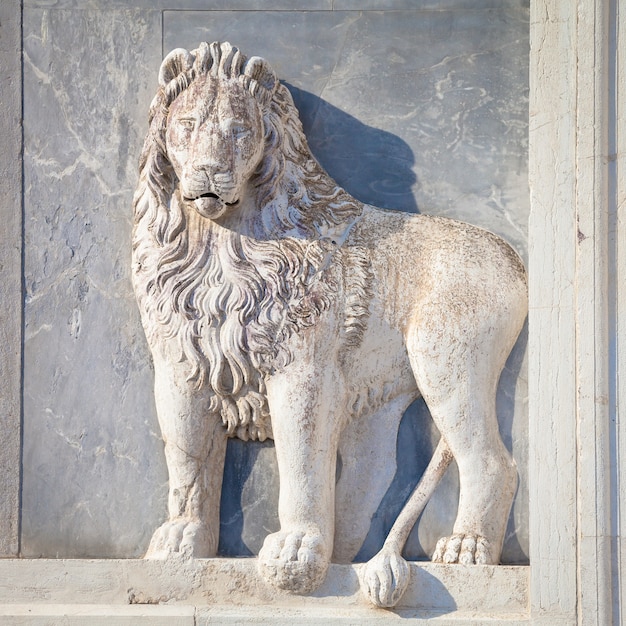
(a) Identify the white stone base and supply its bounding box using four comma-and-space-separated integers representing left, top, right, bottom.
0, 559, 528, 624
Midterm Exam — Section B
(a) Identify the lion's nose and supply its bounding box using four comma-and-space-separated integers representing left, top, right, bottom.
191, 161, 234, 185
191, 126, 235, 172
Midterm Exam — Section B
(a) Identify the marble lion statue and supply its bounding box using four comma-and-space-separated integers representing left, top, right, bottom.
132, 41, 528, 608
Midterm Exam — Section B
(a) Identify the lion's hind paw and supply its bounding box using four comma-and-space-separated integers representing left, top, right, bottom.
361, 547, 410, 608
258, 528, 330, 594
432, 533, 492, 564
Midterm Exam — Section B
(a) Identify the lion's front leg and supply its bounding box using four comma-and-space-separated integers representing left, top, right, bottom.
146, 353, 227, 559
258, 356, 344, 594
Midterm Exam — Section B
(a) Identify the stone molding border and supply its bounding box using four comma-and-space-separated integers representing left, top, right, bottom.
1, 1, 624, 623
529, 0, 624, 623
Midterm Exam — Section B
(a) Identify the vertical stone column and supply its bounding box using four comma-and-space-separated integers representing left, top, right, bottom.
573, 2, 614, 623
0, 1, 22, 557
530, 0, 625, 623
615, 1, 626, 618
529, 0, 578, 619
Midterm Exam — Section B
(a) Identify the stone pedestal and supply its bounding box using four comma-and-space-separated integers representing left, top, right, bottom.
0, 559, 528, 624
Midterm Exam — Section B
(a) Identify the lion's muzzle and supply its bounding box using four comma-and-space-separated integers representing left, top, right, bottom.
183, 191, 239, 205
183, 191, 240, 219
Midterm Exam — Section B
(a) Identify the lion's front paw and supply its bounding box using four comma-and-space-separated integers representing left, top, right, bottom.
258, 528, 330, 594
145, 519, 216, 559
361, 547, 410, 608
432, 533, 492, 564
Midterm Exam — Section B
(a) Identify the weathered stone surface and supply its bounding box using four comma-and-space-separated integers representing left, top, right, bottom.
335, 0, 524, 9
0, 1, 23, 557
25, 0, 332, 8
132, 40, 527, 605
0, 558, 530, 620
21, 4, 529, 570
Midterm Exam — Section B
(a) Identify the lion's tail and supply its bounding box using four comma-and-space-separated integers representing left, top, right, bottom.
383, 438, 453, 553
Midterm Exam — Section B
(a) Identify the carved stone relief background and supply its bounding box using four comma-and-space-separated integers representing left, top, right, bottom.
21, 0, 529, 564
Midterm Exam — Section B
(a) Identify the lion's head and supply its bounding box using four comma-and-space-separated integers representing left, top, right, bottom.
132, 42, 371, 441
161, 45, 274, 221
135, 41, 363, 242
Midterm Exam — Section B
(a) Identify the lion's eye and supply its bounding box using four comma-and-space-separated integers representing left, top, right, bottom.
231, 124, 251, 139
178, 118, 196, 132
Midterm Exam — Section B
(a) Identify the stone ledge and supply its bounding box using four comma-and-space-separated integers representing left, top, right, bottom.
0, 604, 531, 626
0, 559, 529, 623
196, 606, 531, 625
0, 604, 193, 625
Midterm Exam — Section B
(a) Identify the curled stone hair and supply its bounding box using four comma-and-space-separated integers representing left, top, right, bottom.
132, 41, 371, 441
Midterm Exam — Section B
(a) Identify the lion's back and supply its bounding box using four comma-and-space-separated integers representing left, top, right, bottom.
352, 205, 528, 330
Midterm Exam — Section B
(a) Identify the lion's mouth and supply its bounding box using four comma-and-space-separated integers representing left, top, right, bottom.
184, 192, 239, 207
182, 191, 240, 219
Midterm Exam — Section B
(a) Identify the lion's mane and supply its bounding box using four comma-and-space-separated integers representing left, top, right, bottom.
132, 42, 371, 441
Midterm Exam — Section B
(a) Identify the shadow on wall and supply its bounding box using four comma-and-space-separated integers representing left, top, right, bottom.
218, 87, 528, 566
287, 84, 419, 214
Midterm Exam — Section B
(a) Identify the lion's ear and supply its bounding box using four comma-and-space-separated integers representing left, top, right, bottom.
159, 48, 195, 87
244, 56, 278, 95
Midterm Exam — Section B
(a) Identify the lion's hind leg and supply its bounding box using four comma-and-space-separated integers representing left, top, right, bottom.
426, 388, 516, 565
407, 313, 520, 566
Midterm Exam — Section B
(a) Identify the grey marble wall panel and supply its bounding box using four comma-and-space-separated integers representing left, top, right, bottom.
0, 2, 23, 557
310, 8, 529, 256
335, 1, 527, 9
165, 6, 529, 564
165, 8, 529, 259
164, 11, 356, 97
22, 8, 167, 557
21, 3, 529, 563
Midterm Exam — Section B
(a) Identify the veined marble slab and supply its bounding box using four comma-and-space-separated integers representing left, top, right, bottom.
21, 3, 529, 565
22, 8, 166, 558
